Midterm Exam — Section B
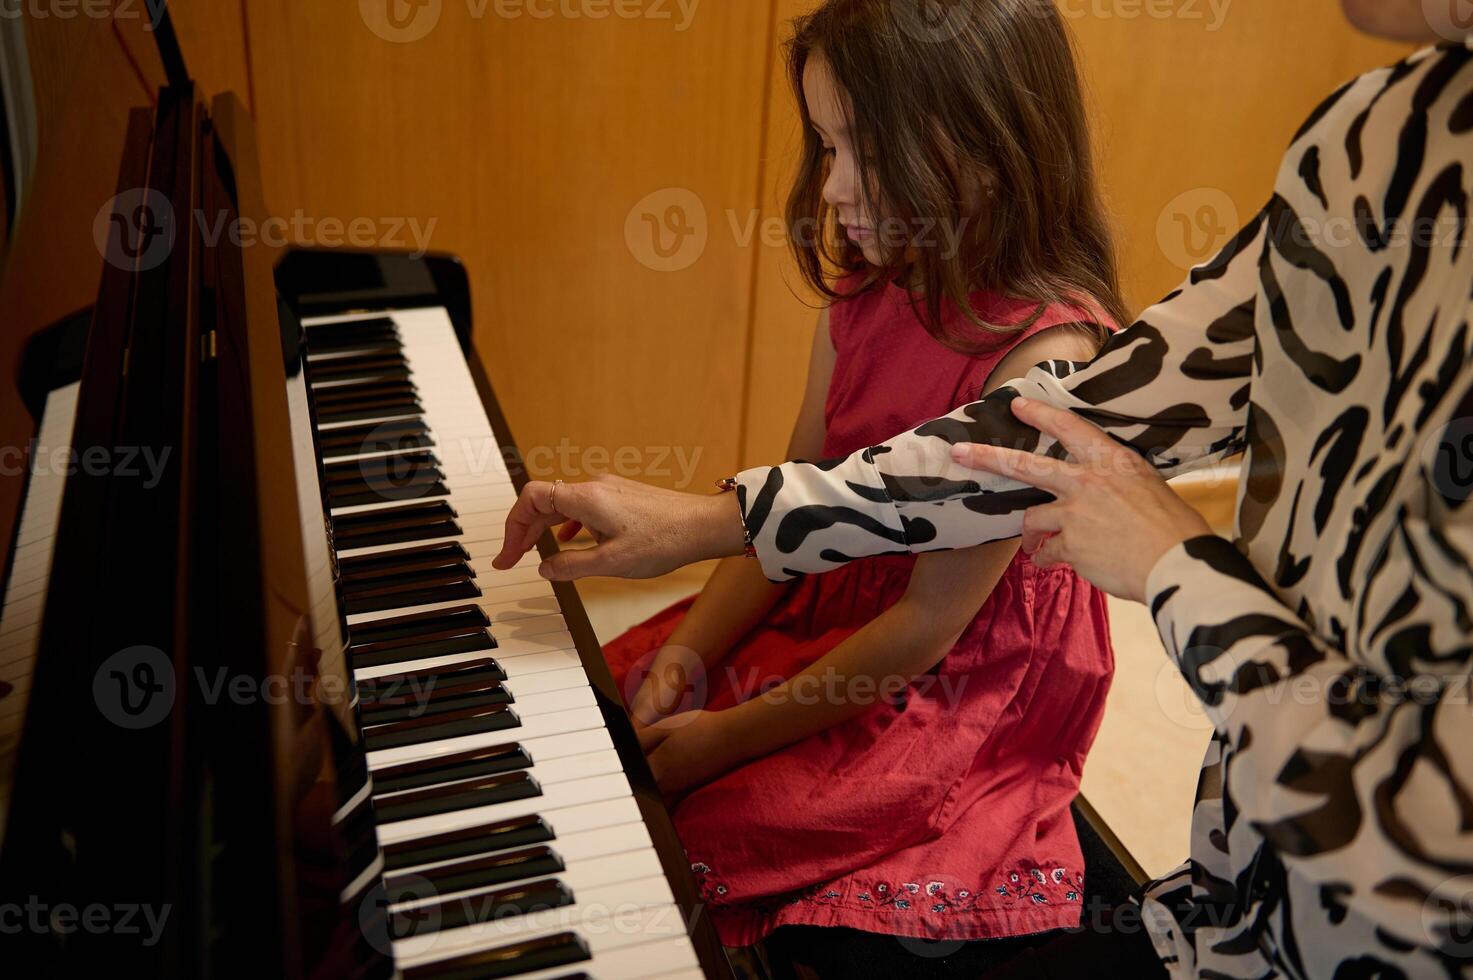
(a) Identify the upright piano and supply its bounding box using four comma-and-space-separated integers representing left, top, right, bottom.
0, 34, 733, 980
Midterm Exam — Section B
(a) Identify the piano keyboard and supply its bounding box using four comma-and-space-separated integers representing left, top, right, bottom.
301, 308, 704, 980
0, 382, 79, 838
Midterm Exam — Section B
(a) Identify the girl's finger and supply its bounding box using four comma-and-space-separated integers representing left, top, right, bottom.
1010, 397, 1122, 470
556, 520, 584, 542
951, 442, 1075, 495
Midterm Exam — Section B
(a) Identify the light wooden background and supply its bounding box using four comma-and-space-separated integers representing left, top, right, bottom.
0, 0, 1411, 551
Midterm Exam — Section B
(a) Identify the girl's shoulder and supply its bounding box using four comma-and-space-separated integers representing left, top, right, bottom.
952, 294, 1115, 403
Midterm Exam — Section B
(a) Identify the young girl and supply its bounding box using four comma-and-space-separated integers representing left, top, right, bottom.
600, 0, 1121, 971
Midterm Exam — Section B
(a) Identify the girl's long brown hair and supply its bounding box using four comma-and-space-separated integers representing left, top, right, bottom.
786, 0, 1128, 350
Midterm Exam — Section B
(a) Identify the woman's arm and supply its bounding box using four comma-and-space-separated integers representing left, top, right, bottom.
734, 216, 1267, 580
629, 310, 836, 724
957, 387, 1473, 953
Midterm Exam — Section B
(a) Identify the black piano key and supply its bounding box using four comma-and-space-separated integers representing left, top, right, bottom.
359, 678, 511, 726
316, 379, 419, 406
371, 742, 530, 795
316, 395, 423, 425
317, 417, 432, 459
349, 608, 496, 670
330, 478, 450, 509
309, 336, 404, 359
360, 659, 509, 710
374, 770, 541, 824
306, 326, 404, 357
382, 815, 554, 871
326, 447, 438, 480
307, 351, 411, 384
351, 605, 490, 645
340, 541, 470, 583
344, 572, 480, 616
331, 500, 460, 550
384, 846, 564, 901
359, 658, 507, 705
362, 703, 519, 752
391, 880, 574, 940
305, 315, 398, 347
314, 379, 422, 424
401, 931, 590, 980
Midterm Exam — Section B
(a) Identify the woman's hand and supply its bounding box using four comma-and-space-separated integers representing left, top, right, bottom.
638, 709, 740, 797
491, 474, 748, 580
952, 397, 1213, 603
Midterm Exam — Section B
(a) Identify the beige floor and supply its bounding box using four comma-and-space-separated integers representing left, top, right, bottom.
575, 559, 1211, 881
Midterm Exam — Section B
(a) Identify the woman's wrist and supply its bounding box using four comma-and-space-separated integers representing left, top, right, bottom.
691, 490, 752, 561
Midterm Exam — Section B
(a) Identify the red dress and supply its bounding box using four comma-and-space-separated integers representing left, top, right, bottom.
603, 281, 1115, 946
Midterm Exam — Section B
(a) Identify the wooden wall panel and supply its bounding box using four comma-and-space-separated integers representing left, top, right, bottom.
740, 0, 1412, 468
244, 1, 774, 491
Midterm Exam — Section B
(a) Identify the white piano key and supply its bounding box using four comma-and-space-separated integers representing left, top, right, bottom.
508, 686, 594, 718
346, 581, 558, 626
355, 647, 582, 686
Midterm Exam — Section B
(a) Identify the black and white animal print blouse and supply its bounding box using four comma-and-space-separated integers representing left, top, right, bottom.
734, 43, 1473, 980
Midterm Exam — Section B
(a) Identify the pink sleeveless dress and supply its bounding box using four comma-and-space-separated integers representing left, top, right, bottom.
602, 281, 1115, 946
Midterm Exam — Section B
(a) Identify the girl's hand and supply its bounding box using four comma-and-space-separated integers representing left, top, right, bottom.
642, 710, 739, 797
491, 475, 748, 580
628, 645, 707, 729
952, 397, 1213, 603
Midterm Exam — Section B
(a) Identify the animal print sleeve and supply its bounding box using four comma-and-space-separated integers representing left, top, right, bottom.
1144, 439, 1473, 946
734, 213, 1270, 582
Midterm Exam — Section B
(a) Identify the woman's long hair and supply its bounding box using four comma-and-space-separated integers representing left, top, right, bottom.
786, 0, 1128, 349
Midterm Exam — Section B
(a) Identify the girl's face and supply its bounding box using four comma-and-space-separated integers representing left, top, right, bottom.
1341, 0, 1456, 41
803, 54, 885, 266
